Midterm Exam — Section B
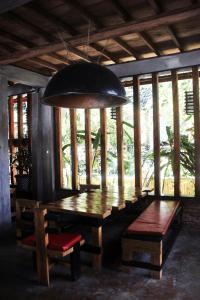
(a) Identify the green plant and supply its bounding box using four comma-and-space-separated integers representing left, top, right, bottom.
11, 148, 32, 176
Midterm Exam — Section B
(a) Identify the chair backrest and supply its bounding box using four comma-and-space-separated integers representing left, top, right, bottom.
79, 184, 101, 192
16, 198, 40, 241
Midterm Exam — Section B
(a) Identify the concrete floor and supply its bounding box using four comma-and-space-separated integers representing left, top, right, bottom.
0, 225, 200, 300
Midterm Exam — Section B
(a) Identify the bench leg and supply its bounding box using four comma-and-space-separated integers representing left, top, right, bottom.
151, 241, 163, 279
70, 243, 81, 281
122, 241, 133, 262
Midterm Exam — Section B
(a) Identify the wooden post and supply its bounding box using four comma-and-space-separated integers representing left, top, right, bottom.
27, 93, 32, 151
70, 109, 78, 189
17, 94, 23, 143
85, 109, 92, 185
0, 75, 11, 234
54, 107, 63, 189
31, 89, 56, 202
8, 96, 15, 185
192, 66, 200, 197
133, 75, 142, 195
116, 106, 124, 187
172, 70, 181, 196
100, 109, 107, 188
152, 73, 161, 196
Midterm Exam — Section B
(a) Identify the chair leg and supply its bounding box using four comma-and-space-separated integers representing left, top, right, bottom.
70, 243, 81, 281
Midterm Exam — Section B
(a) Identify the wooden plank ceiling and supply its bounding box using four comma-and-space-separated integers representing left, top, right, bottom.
0, 0, 200, 76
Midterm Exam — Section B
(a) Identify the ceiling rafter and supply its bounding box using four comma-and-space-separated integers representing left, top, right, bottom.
147, 0, 183, 51
11, 5, 96, 62
65, 0, 139, 59
30, 2, 117, 64
29, 58, 59, 71
4, 11, 55, 43
0, 4, 200, 65
110, 0, 160, 55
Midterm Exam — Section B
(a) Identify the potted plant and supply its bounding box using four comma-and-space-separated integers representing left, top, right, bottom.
11, 147, 32, 192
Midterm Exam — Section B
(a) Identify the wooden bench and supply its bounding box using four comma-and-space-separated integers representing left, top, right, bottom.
122, 200, 183, 279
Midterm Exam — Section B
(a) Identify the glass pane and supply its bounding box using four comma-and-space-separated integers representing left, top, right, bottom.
107, 108, 118, 187
140, 83, 154, 190
178, 75, 194, 196
123, 86, 134, 190
90, 109, 101, 185
77, 109, 86, 185
61, 108, 72, 189
159, 80, 174, 195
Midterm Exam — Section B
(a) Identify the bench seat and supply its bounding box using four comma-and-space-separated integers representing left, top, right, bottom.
127, 201, 180, 236
122, 200, 182, 279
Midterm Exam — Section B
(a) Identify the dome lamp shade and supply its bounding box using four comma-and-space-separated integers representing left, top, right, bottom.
42, 62, 129, 108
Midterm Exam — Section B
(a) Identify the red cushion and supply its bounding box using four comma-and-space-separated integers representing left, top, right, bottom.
22, 232, 82, 252
127, 201, 180, 236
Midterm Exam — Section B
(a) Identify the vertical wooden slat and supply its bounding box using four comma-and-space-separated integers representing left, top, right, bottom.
85, 109, 92, 185
152, 73, 160, 195
8, 96, 14, 140
8, 96, 15, 185
192, 66, 200, 197
172, 70, 181, 196
100, 108, 107, 188
17, 95, 23, 142
116, 106, 124, 187
70, 109, 78, 189
27, 93, 32, 151
54, 107, 63, 189
133, 75, 142, 195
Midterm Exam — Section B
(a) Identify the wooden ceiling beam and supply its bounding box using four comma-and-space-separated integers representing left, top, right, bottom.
0, 4, 200, 65
109, 0, 132, 22
3, 11, 55, 43
114, 37, 139, 59
0, 0, 32, 14
66, 0, 137, 59
67, 45, 94, 63
90, 43, 120, 63
29, 3, 78, 36
28, 58, 59, 71
0, 29, 34, 48
111, 0, 160, 55
48, 53, 70, 65
147, 0, 183, 51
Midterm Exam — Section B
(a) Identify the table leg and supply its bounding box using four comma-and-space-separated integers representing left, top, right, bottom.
92, 226, 102, 271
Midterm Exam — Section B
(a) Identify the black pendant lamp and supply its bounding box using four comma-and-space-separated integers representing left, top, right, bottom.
43, 62, 129, 108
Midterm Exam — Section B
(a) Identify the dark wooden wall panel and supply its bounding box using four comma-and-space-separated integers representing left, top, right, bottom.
0, 75, 11, 233
31, 89, 55, 202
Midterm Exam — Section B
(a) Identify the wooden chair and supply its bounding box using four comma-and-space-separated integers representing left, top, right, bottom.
16, 198, 40, 242
21, 207, 84, 286
10, 187, 16, 218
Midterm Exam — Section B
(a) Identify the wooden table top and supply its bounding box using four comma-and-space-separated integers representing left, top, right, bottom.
41, 189, 139, 219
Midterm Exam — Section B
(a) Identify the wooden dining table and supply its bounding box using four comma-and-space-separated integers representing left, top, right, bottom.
40, 188, 140, 270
